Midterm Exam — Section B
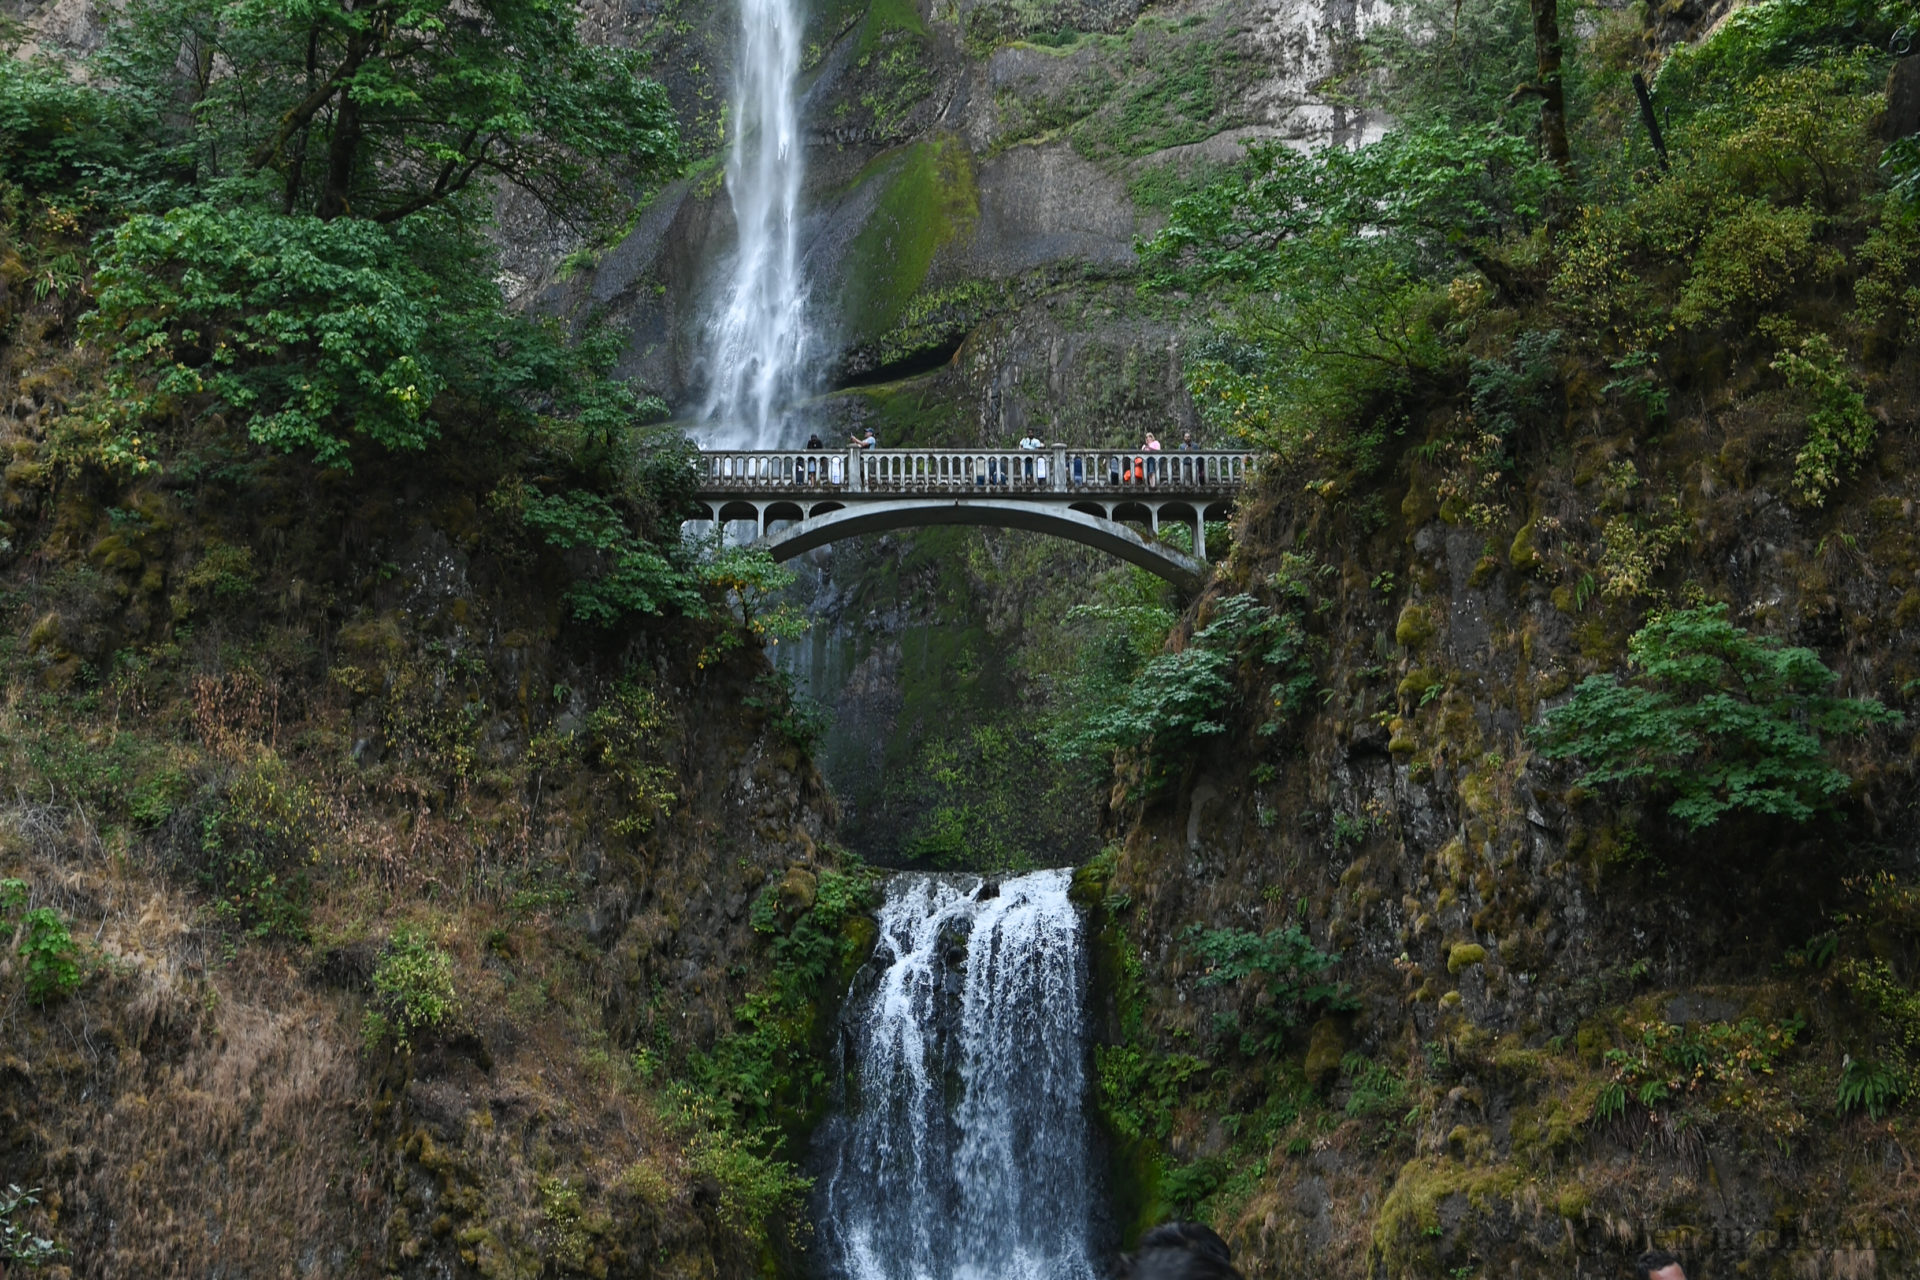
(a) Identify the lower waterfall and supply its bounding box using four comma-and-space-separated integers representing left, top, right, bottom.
813, 869, 1099, 1280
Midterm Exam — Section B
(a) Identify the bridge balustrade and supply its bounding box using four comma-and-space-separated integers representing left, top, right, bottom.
702, 450, 848, 489
698, 448, 1251, 494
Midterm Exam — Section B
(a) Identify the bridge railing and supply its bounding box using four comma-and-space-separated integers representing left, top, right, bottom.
696, 448, 1252, 494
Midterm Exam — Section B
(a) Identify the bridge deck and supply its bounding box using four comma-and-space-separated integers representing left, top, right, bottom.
694, 447, 1251, 498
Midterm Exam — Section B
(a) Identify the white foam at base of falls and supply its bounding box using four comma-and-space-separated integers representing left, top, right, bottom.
815, 869, 1099, 1280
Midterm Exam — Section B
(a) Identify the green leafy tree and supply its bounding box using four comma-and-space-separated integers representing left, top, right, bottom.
102, 0, 680, 225
81, 207, 450, 467
1534, 605, 1900, 829
51, 0, 681, 472
1141, 125, 1557, 459
699, 547, 809, 648
0, 57, 146, 195
518, 488, 706, 623
1051, 574, 1328, 782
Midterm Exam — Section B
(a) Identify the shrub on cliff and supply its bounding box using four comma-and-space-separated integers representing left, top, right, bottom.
363, 925, 457, 1050
1185, 922, 1352, 1054
1534, 604, 1899, 829
1049, 569, 1328, 789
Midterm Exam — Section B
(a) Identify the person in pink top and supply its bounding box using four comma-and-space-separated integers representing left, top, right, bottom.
1143, 432, 1161, 485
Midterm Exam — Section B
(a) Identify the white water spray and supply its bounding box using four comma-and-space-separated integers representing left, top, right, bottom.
815, 870, 1100, 1280
701, 0, 810, 448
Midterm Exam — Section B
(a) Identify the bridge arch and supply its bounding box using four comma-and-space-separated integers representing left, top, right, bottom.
735, 498, 1208, 589
690, 446, 1251, 588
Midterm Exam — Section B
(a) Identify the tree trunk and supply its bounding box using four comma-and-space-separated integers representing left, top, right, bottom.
1530, 0, 1572, 175
317, 29, 370, 221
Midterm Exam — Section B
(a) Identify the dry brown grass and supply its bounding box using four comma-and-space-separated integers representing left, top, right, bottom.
1, 804, 379, 1279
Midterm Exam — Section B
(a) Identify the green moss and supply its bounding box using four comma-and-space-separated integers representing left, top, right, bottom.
1396, 665, 1444, 702
1448, 942, 1488, 974
837, 137, 979, 346
1509, 520, 1540, 570
1395, 602, 1435, 650
1070, 38, 1234, 160
1372, 1156, 1527, 1272
857, 0, 927, 52
873, 278, 1005, 369
1554, 1181, 1592, 1219
1084, 907, 1185, 1246
1128, 156, 1227, 213
1304, 1016, 1345, 1087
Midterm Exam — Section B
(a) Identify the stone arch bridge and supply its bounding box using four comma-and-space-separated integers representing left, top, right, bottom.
692, 447, 1252, 590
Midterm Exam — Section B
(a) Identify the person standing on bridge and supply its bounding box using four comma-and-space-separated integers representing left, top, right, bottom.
1018, 430, 1044, 482
1179, 431, 1198, 450
1143, 431, 1162, 487
806, 433, 824, 449
851, 427, 877, 449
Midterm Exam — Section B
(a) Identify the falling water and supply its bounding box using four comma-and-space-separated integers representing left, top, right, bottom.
814, 869, 1100, 1280
701, 0, 810, 448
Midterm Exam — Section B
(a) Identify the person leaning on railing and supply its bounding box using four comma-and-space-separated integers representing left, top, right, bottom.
850, 428, 877, 449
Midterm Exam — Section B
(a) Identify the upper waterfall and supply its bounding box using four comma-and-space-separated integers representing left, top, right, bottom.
813, 869, 1100, 1280
700, 0, 811, 449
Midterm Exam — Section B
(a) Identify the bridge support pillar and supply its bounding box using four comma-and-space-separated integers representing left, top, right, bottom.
1195, 515, 1207, 562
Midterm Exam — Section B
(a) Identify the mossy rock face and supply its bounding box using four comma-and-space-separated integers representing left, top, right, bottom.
1396, 665, 1444, 702
835, 136, 980, 351
1372, 1156, 1527, 1274
1395, 602, 1436, 650
1304, 1015, 1346, 1088
1509, 520, 1541, 570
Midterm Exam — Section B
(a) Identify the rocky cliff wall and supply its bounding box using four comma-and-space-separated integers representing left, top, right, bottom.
0, 272, 849, 1275
1074, 270, 1920, 1277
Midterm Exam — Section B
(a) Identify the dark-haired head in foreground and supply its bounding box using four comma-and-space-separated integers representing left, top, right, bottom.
1635, 1248, 1686, 1280
1118, 1223, 1243, 1280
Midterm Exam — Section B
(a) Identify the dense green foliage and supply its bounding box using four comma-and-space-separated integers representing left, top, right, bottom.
82, 207, 457, 468
1141, 122, 1559, 461
104, 0, 677, 222
16, 908, 83, 1005
1, 879, 83, 1005
1185, 923, 1352, 1054
1535, 606, 1899, 829
198, 765, 321, 940
3, 0, 682, 478
1050, 560, 1328, 788
1141, 0, 1918, 502
519, 488, 707, 624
